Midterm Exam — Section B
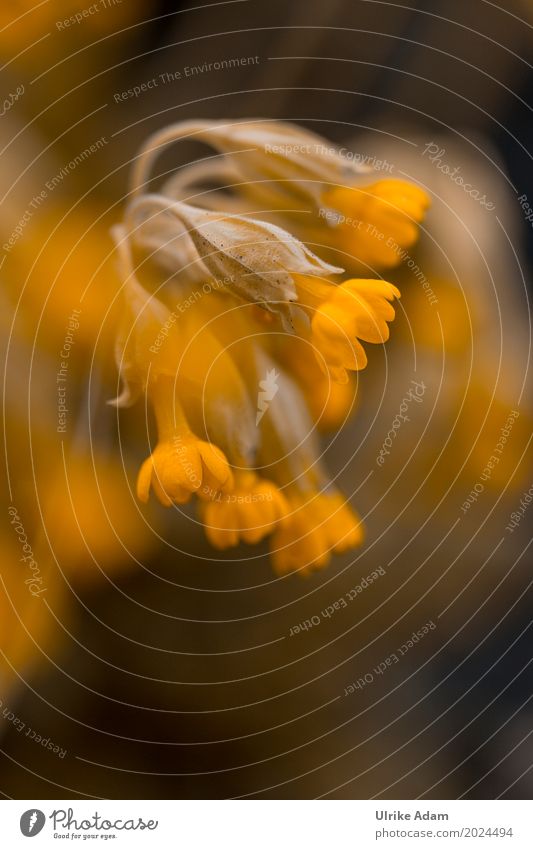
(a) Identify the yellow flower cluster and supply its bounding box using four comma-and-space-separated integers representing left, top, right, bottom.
113, 120, 430, 574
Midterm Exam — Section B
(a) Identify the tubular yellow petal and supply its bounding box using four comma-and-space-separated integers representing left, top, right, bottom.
197, 441, 234, 488
198, 473, 288, 548
137, 435, 232, 507
151, 475, 176, 508
309, 279, 400, 382
323, 179, 430, 268
271, 491, 364, 576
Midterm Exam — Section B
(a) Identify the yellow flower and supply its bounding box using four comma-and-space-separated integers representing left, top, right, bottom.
130, 120, 429, 273
200, 471, 289, 548
135, 373, 234, 507
295, 276, 401, 383
137, 434, 233, 507
322, 179, 430, 268
271, 491, 364, 575
112, 120, 411, 574
1, 536, 59, 684
123, 199, 401, 391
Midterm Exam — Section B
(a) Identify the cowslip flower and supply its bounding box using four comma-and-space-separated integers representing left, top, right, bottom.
131, 119, 430, 271
125, 194, 400, 382
137, 434, 234, 507
321, 179, 430, 268
253, 362, 365, 574
111, 119, 422, 573
200, 472, 290, 548
111, 232, 236, 507
293, 275, 401, 383
135, 374, 234, 507
271, 490, 364, 576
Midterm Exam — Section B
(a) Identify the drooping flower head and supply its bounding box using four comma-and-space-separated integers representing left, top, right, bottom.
111, 119, 429, 574
131, 119, 430, 270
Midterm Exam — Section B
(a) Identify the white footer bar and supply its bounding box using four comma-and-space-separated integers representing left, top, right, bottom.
1, 799, 531, 847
